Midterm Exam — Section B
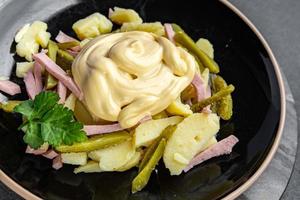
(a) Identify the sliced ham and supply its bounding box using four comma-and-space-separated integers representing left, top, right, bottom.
0, 80, 21, 96
33, 53, 83, 100
70, 45, 81, 52
139, 115, 152, 124
184, 135, 239, 172
25, 144, 49, 155
43, 149, 59, 159
55, 31, 77, 43
52, 155, 63, 170
67, 50, 79, 57
191, 73, 206, 102
33, 62, 43, 93
83, 123, 124, 136
164, 23, 175, 43
108, 8, 114, 18
24, 70, 38, 99
57, 81, 67, 104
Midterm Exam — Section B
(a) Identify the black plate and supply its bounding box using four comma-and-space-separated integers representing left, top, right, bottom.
0, 0, 283, 199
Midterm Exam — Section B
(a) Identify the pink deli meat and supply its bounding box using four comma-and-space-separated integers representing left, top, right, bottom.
184, 135, 239, 172
57, 81, 67, 104
33, 62, 43, 93
83, 123, 124, 136
24, 70, 38, 99
55, 31, 77, 43
0, 80, 21, 96
52, 155, 63, 170
43, 149, 59, 159
191, 74, 206, 102
164, 23, 175, 43
33, 53, 83, 100
25, 145, 48, 155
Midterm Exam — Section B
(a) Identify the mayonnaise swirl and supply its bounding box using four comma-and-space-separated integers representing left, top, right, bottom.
72, 31, 196, 128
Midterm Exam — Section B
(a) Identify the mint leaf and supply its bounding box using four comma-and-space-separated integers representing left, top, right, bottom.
14, 91, 87, 149
23, 123, 43, 149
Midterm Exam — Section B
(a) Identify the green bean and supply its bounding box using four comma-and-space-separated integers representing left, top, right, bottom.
171, 24, 220, 73
0, 101, 22, 112
56, 131, 131, 153
132, 138, 166, 193
213, 76, 233, 120
191, 85, 235, 112
57, 41, 80, 50
46, 40, 58, 89
56, 49, 74, 70
138, 125, 176, 172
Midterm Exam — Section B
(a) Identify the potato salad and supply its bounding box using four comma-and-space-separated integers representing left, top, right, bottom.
0, 7, 238, 193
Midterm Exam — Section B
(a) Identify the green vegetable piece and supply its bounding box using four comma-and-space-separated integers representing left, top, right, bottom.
213, 76, 233, 120
181, 84, 196, 102
56, 131, 131, 153
56, 49, 74, 70
191, 85, 235, 112
14, 91, 87, 149
0, 101, 22, 112
132, 138, 166, 193
171, 24, 220, 73
46, 40, 58, 89
139, 125, 176, 172
57, 41, 80, 50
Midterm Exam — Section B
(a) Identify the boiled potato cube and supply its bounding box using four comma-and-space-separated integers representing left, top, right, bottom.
15, 23, 30, 43
88, 139, 135, 171
117, 150, 141, 172
61, 152, 87, 165
109, 7, 142, 25
74, 161, 102, 174
196, 38, 214, 59
64, 93, 77, 111
163, 113, 220, 175
72, 13, 112, 40
120, 22, 165, 36
166, 97, 193, 117
134, 116, 183, 148
16, 21, 49, 61
16, 62, 34, 78
36, 31, 51, 48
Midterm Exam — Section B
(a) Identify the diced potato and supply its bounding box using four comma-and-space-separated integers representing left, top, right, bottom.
15, 23, 30, 43
61, 152, 87, 166
74, 161, 102, 174
196, 38, 214, 59
36, 31, 51, 48
16, 21, 50, 61
64, 93, 77, 111
134, 116, 183, 148
88, 139, 135, 171
120, 22, 165, 36
117, 151, 141, 172
16, 62, 34, 78
72, 13, 113, 40
109, 7, 142, 25
166, 97, 193, 117
163, 113, 220, 175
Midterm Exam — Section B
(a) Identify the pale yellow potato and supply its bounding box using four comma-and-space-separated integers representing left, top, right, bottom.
166, 97, 193, 117
16, 21, 49, 61
88, 139, 135, 171
64, 93, 77, 111
109, 7, 142, 25
134, 116, 183, 148
36, 31, 51, 48
16, 62, 34, 78
14, 23, 30, 43
163, 113, 220, 175
72, 13, 112, 40
120, 22, 165, 36
74, 161, 102, 174
61, 152, 88, 166
196, 38, 214, 59
117, 150, 141, 172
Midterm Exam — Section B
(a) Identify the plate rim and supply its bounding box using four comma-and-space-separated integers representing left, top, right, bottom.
0, 1, 286, 200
